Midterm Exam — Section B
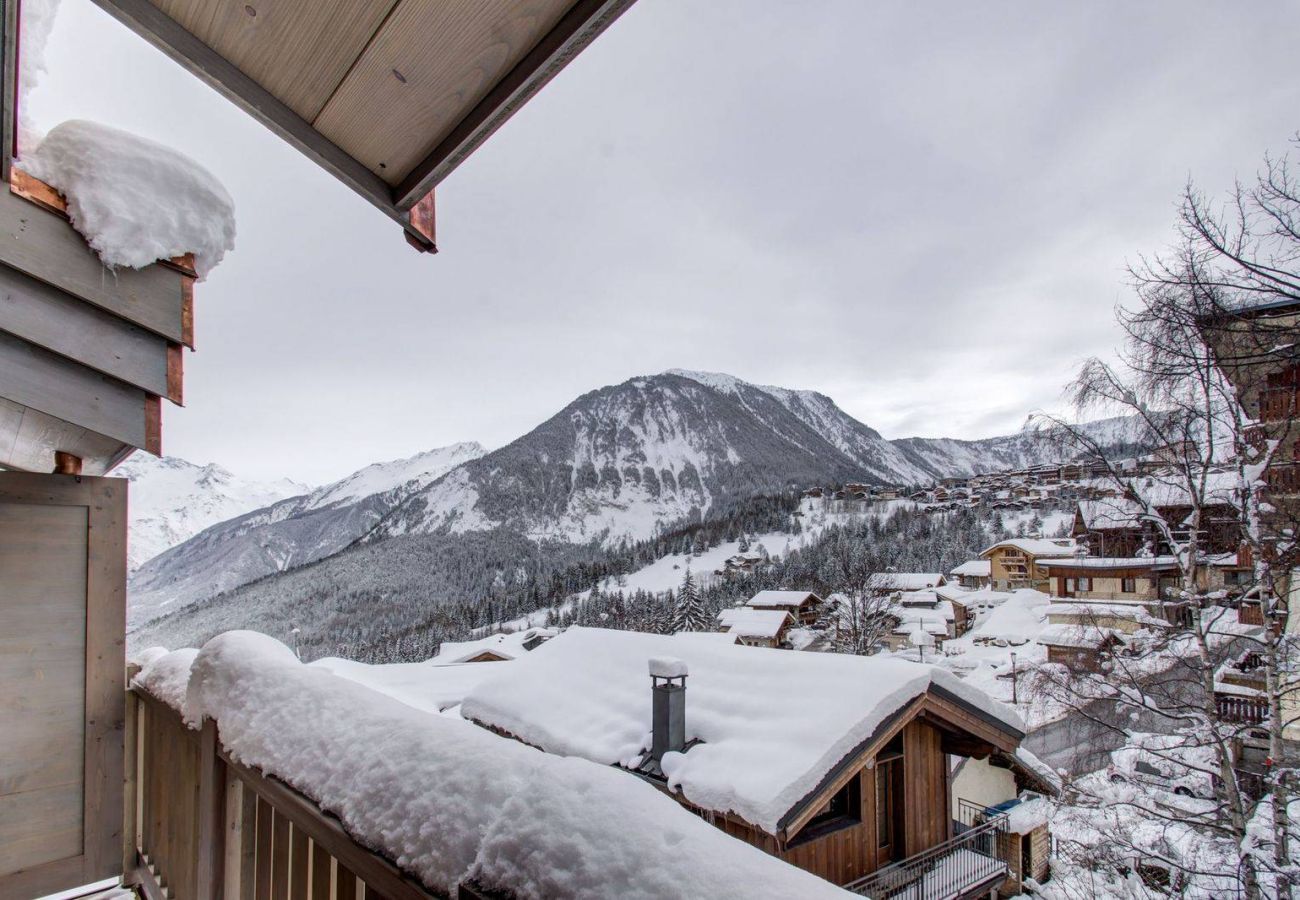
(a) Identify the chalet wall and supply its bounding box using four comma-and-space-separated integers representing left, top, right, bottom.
901, 721, 948, 856
951, 756, 1016, 818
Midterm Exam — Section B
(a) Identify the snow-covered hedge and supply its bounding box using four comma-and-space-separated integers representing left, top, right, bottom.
135, 631, 851, 899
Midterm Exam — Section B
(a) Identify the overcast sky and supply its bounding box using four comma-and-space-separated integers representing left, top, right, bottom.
28, 0, 1300, 484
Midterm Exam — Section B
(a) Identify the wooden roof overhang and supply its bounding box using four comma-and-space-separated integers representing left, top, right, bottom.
774, 685, 1024, 843
86, 0, 637, 251
1039, 561, 1180, 578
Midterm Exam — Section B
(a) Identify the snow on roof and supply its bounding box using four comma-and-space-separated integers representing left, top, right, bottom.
974, 591, 1049, 643
981, 538, 1078, 558
166, 631, 851, 899
461, 627, 1023, 833
718, 607, 792, 639
21, 120, 236, 278
746, 590, 819, 609
1038, 623, 1127, 650
1005, 795, 1051, 833
899, 590, 939, 606
433, 628, 557, 665
867, 572, 945, 591
311, 656, 502, 715
950, 560, 992, 577
1038, 556, 1180, 570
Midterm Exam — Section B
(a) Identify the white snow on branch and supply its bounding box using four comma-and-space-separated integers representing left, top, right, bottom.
21, 120, 236, 278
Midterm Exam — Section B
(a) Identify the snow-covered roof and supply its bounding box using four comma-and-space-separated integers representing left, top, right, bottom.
950, 560, 992, 577
432, 627, 557, 665
312, 656, 503, 715
717, 607, 793, 639
899, 589, 939, 607
140, 631, 848, 899
1038, 556, 1180, 570
460, 627, 1024, 834
1039, 623, 1127, 650
746, 590, 820, 610
981, 538, 1078, 558
867, 572, 945, 591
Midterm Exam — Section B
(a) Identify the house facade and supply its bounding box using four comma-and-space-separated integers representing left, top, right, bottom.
461, 628, 1058, 895
981, 539, 1077, 591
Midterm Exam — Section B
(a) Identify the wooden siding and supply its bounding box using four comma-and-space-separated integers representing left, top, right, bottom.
693, 720, 954, 888
0, 474, 126, 899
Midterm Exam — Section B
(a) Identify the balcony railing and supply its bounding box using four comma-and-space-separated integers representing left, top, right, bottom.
844, 813, 1009, 899
1216, 694, 1269, 725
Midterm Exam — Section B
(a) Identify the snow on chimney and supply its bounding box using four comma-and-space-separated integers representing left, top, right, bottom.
649, 656, 687, 760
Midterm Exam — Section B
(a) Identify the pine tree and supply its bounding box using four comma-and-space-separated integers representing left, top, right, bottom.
670, 567, 711, 633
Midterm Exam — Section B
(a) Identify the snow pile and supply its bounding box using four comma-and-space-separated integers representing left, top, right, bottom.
21, 120, 236, 278
746, 589, 816, 609
462, 627, 1023, 833
16, 0, 60, 150
310, 656, 504, 715
132, 647, 198, 713
1004, 795, 1050, 833
155, 631, 849, 899
648, 656, 688, 678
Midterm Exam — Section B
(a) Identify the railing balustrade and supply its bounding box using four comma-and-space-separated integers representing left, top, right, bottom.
844, 813, 1010, 899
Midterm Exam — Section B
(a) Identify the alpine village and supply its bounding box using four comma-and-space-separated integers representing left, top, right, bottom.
0, 2, 1297, 900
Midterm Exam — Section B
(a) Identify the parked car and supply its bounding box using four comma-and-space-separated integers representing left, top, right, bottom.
1107, 732, 1221, 799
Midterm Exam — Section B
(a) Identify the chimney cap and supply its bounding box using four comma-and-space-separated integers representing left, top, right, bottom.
649, 656, 688, 679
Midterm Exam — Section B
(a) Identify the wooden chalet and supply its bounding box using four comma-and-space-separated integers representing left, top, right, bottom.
746, 588, 824, 625
461, 628, 1059, 897
980, 538, 1076, 591
718, 606, 795, 648
0, 0, 633, 895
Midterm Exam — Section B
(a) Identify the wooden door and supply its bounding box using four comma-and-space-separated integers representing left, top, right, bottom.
874, 756, 904, 868
0, 473, 126, 899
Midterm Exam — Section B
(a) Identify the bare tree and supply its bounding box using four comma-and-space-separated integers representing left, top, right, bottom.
1032, 135, 1300, 898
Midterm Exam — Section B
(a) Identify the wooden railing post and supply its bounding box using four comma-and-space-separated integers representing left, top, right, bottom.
123, 665, 141, 878
196, 718, 228, 899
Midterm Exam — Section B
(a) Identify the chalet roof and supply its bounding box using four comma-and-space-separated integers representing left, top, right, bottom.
87, 0, 636, 248
980, 538, 1077, 558
1038, 623, 1127, 650
950, 560, 992, 578
745, 590, 821, 610
460, 627, 1024, 834
431, 627, 558, 665
1038, 556, 1181, 571
717, 608, 793, 639
867, 572, 946, 591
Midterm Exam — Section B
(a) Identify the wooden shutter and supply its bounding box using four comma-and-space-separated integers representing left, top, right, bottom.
0, 472, 126, 899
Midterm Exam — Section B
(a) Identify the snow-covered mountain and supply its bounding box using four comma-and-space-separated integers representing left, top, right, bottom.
129, 371, 1147, 629
127, 441, 484, 626
116, 455, 307, 572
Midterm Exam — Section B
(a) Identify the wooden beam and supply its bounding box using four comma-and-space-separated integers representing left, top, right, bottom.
52, 450, 82, 474
84, 0, 437, 248
1, 0, 17, 182
0, 395, 131, 475
393, 0, 636, 211
0, 260, 175, 397
0, 184, 189, 342
0, 328, 154, 449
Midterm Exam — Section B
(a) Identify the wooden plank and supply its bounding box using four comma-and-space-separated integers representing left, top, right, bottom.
152, 0, 398, 122
272, 808, 290, 899
9, 168, 66, 215
255, 796, 273, 900
309, 842, 332, 900
392, 0, 636, 209
226, 761, 438, 900
336, 866, 357, 900
0, 184, 187, 342
289, 823, 309, 900
0, 328, 152, 448
0, 395, 133, 476
196, 720, 228, 900
83, 0, 421, 245
1, 0, 17, 182
0, 261, 173, 396
316, 0, 574, 185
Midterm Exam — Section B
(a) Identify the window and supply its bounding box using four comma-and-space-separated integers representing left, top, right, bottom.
789, 775, 861, 846
1121, 577, 1137, 594
1065, 578, 1075, 593
1077, 576, 1092, 592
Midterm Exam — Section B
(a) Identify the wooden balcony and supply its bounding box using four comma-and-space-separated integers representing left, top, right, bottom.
1260, 386, 1300, 422
126, 687, 499, 900
844, 813, 1010, 900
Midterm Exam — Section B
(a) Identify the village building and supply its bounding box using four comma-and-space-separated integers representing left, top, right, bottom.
950, 559, 993, 589
981, 538, 1077, 591
718, 607, 795, 648
747, 589, 824, 625
461, 628, 1059, 895
866, 572, 947, 596
433, 627, 558, 664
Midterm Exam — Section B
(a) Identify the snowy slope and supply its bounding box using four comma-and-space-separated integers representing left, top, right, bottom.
116, 455, 306, 572
128, 442, 483, 625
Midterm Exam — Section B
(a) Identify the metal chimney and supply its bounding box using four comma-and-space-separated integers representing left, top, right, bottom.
649, 656, 688, 759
